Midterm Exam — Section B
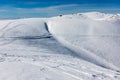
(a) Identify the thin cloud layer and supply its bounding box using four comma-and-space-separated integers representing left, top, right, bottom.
0, 3, 120, 19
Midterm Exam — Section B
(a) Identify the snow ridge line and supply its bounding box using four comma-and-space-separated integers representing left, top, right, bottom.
46, 22, 120, 72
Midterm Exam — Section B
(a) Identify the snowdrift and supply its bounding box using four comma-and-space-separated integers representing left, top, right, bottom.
0, 18, 50, 38
0, 12, 120, 72
48, 12, 120, 71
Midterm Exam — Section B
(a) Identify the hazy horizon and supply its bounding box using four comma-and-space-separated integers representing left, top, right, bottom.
0, 0, 120, 19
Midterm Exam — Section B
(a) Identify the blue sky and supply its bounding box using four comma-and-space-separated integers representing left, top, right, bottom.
0, 0, 120, 19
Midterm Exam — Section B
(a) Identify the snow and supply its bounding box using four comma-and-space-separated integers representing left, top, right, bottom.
0, 18, 50, 38
48, 14, 120, 71
0, 12, 120, 80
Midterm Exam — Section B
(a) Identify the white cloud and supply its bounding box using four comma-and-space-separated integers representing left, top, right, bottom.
0, 4, 119, 19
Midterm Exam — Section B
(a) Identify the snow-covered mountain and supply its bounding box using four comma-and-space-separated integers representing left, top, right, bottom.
0, 12, 120, 80
48, 12, 120, 71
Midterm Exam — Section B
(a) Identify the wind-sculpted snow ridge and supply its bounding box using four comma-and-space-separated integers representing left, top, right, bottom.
0, 12, 120, 80
0, 18, 50, 38
48, 12, 120, 71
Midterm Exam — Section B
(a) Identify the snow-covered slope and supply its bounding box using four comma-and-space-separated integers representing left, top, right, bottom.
48, 12, 120, 71
0, 18, 50, 38
0, 12, 120, 80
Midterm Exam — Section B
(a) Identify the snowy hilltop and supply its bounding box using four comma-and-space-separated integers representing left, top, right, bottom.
0, 12, 120, 80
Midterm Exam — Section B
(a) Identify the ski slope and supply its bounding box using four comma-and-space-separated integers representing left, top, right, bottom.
0, 12, 120, 80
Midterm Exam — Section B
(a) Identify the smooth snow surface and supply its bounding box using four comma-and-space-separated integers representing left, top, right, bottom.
0, 12, 120, 80
48, 12, 120, 71
0, 18, 49, 37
